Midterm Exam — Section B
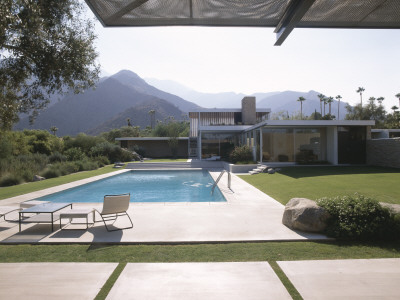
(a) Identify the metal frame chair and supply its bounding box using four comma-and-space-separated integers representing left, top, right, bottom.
0, 206, 21, 222
94, 193, 133, 232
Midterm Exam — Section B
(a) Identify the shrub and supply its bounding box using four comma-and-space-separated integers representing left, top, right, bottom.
0, 174, 22, 186
229, 145, 253, 164
41, 168, 62, 179
49, 152, 67, 163
90, 142, 133, 163
92, 156, 110, 167
317, 193, 398, 240
64, 147, 86, 161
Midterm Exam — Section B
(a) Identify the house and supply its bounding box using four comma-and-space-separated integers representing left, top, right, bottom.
189, 97, 374, 165
116, 96, 374, 164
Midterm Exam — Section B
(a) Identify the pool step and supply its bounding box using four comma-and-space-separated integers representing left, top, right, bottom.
249, 164, 268, 175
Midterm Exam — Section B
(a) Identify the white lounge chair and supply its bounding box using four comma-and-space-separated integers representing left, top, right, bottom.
0, 206, 21, 221
94, 193, 133, 232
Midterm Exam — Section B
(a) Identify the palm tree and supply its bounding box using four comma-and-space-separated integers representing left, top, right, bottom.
126, 118, 132, 127
377, 97, 384, 106
297, 96, 306, 119
327, 97, 334, 115
336, 95, 342, 120
395, 93, 400, 108
317, 94, 325, 115
148, 110, 155, 129
323, 97, 327, 116
392, 106, 399, 113
368, 97, 376, 105
356, 87, 365, 106
50, 126, 58, 136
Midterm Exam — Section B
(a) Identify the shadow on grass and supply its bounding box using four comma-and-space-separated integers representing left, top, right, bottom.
278, 166, 400, 179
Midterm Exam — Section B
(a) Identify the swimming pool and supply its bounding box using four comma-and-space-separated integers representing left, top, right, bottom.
37, 170, 226, 203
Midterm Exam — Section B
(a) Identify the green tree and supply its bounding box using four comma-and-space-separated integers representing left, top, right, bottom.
395, 93, 400, 108
297, 96, 306, 119
336, 95, 342, 120
377, 97, 384, 106
148, 110, 155, 129
327, 96, 334, 115
50, 126, 58, 136
317, 94, 325, 115
0, 0, 99, 129
356, 87, 365, 106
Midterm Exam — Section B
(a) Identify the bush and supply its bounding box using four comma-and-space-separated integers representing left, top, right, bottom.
64, 147, 86, 161
0, 174, 22, 186
229, 145, 253, 164
317, 193, 399, 240
92, 156, 110, 167
90, 142, 133, 163
41, 168, 61, 179
49, 152, 67, 163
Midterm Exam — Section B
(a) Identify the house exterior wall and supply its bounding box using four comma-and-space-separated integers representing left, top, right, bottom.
326, 126, 338, 164
367, 138, 400, 168
126, 140, 188, 158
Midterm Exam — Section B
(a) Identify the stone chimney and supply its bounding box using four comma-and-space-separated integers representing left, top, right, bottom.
241, 96, 256, 125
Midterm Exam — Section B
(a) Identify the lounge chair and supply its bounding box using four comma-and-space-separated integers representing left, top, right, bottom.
0, 206, 21, 221
94, 193, 133, 232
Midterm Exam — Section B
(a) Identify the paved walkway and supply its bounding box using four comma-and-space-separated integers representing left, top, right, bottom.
0, 170, 326, 244
1, 259, 399, 299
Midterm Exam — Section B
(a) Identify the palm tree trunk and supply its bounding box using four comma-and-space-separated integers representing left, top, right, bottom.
338, 100, 340, 120
329, 103, 331, 115
320, 101, 322, 115
301, 102, 303, 119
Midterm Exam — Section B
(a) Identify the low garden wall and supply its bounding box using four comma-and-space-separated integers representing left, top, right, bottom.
367, 138, 400, 168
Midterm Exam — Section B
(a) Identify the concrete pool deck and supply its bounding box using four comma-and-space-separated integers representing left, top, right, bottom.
0, 169, 327, 244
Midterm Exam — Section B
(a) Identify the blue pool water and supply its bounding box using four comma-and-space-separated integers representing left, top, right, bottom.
37, 170, 226, 203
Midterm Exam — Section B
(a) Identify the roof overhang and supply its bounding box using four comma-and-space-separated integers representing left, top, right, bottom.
245, 120, 376, 131
116, 137, 189, 141
85, 0, 400, 45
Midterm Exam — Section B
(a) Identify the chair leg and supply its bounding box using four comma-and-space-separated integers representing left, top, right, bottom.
100, 212, 133, 232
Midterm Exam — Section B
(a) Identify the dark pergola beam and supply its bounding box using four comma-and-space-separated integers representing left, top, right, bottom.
106, 0, 150, 24
274, 0, 316, 46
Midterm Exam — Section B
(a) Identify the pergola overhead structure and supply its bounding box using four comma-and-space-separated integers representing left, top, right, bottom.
85, 0, 400, 45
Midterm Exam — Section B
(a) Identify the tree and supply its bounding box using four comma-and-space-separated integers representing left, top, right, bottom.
377, 97, 384, 106
0, 0, 100, 130
148, 110, 155, 129
323, 97, 327, 116
297, 96, 306, 119
392, 106, 399, 113
317, 94, 325, 115
50, 126, 58, 136
356, 87, 365, 106
126, 118, 132, 127
327, 97, 334, 115
396, 93, 400, 108
336, 95, 342, 120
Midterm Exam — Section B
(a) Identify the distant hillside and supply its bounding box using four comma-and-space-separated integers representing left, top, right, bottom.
258, 90, 349, 119
145, 78, 278, 108
87, 98, 185, 135
15, 70, 194, 136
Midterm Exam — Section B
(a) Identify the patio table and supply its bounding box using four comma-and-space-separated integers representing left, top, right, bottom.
19, 202, 72, 232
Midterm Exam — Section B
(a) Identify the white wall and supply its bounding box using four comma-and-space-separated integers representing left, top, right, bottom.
326, 126, 338, 164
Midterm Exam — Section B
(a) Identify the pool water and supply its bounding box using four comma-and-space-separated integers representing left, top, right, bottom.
37, 170, 226, 203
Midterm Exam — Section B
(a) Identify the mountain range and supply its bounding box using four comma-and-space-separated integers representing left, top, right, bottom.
15, 70, 350, 136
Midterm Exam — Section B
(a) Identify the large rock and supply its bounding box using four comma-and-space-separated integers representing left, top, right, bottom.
33, 175, 45, 182
380, 202, 400, 214
282, 198, 330, 233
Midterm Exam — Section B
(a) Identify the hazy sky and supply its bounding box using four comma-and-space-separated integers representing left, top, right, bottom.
87, 7, 400, 110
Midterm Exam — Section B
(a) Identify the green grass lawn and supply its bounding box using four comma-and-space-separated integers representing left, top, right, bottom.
0, 165, 119, 200
239, 166, 400, 205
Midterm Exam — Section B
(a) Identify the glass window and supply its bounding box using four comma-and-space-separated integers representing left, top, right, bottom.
201, 133, 236, 160
294, 129, 322, 163
262, 128, 294, 162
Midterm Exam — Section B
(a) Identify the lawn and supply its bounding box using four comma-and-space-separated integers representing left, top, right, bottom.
239, 166, 400, 205
134, 159, 189, 162
0, 165, 119, 201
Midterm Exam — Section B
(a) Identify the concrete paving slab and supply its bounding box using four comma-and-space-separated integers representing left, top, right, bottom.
0, 262, 117, 299
278, 258, 400, 300
107, 262, 292, 300
0, 170, 328, 244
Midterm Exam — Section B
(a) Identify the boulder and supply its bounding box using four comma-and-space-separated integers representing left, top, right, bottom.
282, 198, 330, 233
33, 175, 45, 182
380, 202, 400, 214
267, 168, 275, 174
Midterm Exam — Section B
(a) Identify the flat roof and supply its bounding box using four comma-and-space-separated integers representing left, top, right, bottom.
85, 0, 400, 45
245, 119, 376, 131
189, 108, 270, 113
116, 137, 189, 141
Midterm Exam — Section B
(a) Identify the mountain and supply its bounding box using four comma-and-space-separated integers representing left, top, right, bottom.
145, 78, 279, 108
113, 70, 199, 112
258, 90, 349, 119
15, 70, 195, 136
87, 97, 185, 135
